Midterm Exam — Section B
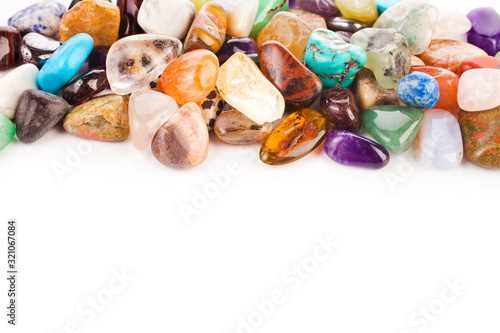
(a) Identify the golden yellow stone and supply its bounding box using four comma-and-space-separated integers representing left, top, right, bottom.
335, 0, 378, 25
184, 2, 227, 53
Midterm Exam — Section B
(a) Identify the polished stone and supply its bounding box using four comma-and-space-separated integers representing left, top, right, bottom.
320, 88, 361, 132
138, 0, 196, 39
249, 0, 289, 40
457, 68, 500, 112
326, 17, 368, 33
397, 71, 440, 109
0, 27, 22, 69
215, 0, 258, 38
467, 7, 500, 37
432, 8, 471, 39
336, 0, 378, 25
455, 56, 500, 76
8, 0, 66, 39
355, 68, 404, 111
117, 0, 144, 38
198, 88, 225, 130
0, 64, 39, 119
216, 38, 258, 65
61, 69, 108, 105
19, 32, 61, 67
296, 0, 339, 19
184, 2, 226, 53
419, 39, 488, 72
0, 115, 16, 152
289, 9, 327, 30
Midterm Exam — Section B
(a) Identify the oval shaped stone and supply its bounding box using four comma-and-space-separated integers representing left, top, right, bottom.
259, 41, 322, 111
419, 109, 463, 169
216, 37, 258, 66
296, 0, 339, 19
324, 130, 390, 169
336, 0, 378, 25
161, 49, 219, 105
8, 0, 66, 39
216, 53, 285, 125
260, 108, 327, 165
19, 32, 61, 67
320, 87, 361, 132
362, 105, 424, 152
355, 68, 404, 111
63, 94, 130, 142
0, 27, 22, 69
214, 0, 258, 38
151, 103, 209, 169
0, 64, 39, 119
184, 2, 226, 53
61, 69, 108, 105
397, 71, 440, 109
0, 115, 16, 152
457, 68, 500, 112
38, 33, 94, 94
249, 0, 289, 40
138, 0, 195, 40
117, 0, 144, 38
455, 56, 500, 76
419, 39, 488, 72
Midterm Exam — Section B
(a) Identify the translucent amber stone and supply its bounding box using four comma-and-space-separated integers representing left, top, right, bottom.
184, 2, 226, 53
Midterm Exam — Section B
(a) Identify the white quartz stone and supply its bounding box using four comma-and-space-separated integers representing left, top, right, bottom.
138, 0, 196, 40
129, 90, 179, 151
432, 8, 472, 39
419, 109, 463, 169
458, 68, 500, 112
214, 0, 259, 38
0, 64, 39, 119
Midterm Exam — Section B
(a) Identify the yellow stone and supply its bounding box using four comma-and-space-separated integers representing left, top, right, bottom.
189, 0, 211, 12
335, 0, 378, 25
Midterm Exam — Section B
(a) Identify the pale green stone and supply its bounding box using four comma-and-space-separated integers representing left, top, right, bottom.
0, 114, 16, 152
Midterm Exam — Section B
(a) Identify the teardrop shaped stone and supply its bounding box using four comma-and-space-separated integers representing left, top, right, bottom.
362, 105, 424, 152
0, 115, 16, 152
106, 34, 182, 95
16, 90, 70, 143
151, 103, 209, 169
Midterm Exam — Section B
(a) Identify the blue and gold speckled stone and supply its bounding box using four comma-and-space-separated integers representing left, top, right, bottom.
8, 0, 66, 39
303, 29, 367, 88
397, 71, 440, 109
38, 33, 94, 94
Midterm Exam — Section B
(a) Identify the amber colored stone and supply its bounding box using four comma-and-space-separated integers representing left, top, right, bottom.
419, 39, 488, 73
410, 66, 460, 116
161, 49, 219, 105
0, 27, 22, 69
259, 41, 323, 112
256, 12, 313, 61
60, 0, 121, 47
289, 8, 327, 30
455, 55, 500, 76
260, 108, 328, 165
184, 2, 226, 53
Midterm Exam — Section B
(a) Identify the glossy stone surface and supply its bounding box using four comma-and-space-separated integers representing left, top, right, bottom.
198, 88, 224, 130
216, 38, 258, 65
129, 90, 178, 150
216, 53, 285, 125
336, 0, 378, 25
0, 64, 39, 119
0, 115, 16, 152
467, 28, 500, 56
467, 7, 500, 37
419, 109, 463, 169
249, 0, 289, 40
184, 3, 226, 53
19, 32, 61, 67
15, 89, 70, 143
69, 0, 112, 9
351, 28, 411, 89
63, 94, 130, 142
326, 17, 368, 33
161, 49, 219, 105
256, 12, 312, 61
355, 68, 403, 111
215, 0, 258, 38
411, 55, 425, 67
289, 9, 327, 30
433, 8, 471, 39
259, 41, 322, 111
397, 72, 440, 109
215, 104, 273, 144
151, 103, 209, 169
87, 46, 109, 70
419, 39, 488, 73
459, 106, 500, 169
260, 109, 327, 165
138, 0, 196, 40
373, 0, 438, 54
320, 88, 361, 132
106, 34, 182, 96
334, 31, 353, 43
0, 27, 22, 69
303, 29, 367, 88
411, 66, 460, 115
324, 130, 390, 169
61, 69, 108, 105
457, 69, 500, 112
60, 0, 120, 46
118, 0, 144, 38
296, 0, 339, 19
456, 56, 500, 76
362, 105, 424, 152
142, 75, 162, 92
8, 0, 66, 39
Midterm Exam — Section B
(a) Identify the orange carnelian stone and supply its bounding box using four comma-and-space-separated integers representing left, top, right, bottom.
161, 49, 219, 105
455, 55, 500, 76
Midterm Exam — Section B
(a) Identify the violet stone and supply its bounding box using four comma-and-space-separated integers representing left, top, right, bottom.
87, 46, 109, 70
467, 28, 500, 56
19, 32, 61, 67
216, 38, 258, 66
324, 130, 390, 169
289, 0, 297, 9
296, 0, 340, 19
117, 0, 144, 38
467, 7, 500, 37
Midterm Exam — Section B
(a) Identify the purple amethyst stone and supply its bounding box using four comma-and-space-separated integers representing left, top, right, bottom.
87, 45, 109, 70
467, 28, 500, 56
216, 38, 258, 65
296, 0, 340, 19
289, 0, 298, 9
467, 7, 500, 37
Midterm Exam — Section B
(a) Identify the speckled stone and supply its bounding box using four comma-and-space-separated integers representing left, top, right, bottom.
397, 71, 440, 109
198, 88, 225, 130
8, 0, 66, 39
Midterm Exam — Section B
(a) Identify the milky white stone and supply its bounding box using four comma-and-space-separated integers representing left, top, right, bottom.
0, 64, 39, 119
419, 109, 463, 169
432, 8, 471, 39
216, 53, 285, 125
138, 0, 196, 40
129, 90, 179, 150
214, 0, 259, 38
458, 69, 500, 112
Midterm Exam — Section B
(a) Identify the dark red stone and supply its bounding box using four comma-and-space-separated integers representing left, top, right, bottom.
117, 0, 144, 38
320, 87, 361, 132
258, 41, 323, 111
0, 26, 22, 69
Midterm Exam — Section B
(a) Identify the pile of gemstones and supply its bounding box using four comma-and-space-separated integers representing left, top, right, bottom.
1, 0, 500, 170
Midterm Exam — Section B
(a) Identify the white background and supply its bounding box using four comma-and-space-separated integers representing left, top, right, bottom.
1, 0, 500, 332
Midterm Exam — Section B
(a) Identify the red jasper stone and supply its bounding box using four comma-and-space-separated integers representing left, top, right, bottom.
455, 55, 500, 76
0, 26, 22, 69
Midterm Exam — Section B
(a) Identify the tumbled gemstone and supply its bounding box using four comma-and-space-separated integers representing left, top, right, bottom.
0, 27, 22, 69
457, 68, 500, 112
8, 0, 66, 39
355, 68, 404, 111
320, 88, 361, 132
117, 0, 144, 38
19, 32, 61, 67
87, 46, 109, 70
216, 37, 258, 66
336, 0, 378, 25
0, 64, 39, 119
0, 115, 16, 152
61, 69, 108, 105
249, 0, 289, 39
184, 2, 226, 53
326, 17, 368, 33
455, 56, 500, 76
411, 55, 425, 66
138, 0, 195, 40
198, 88, 225, 130
432, 8, 471, 39
296, 0, 339, 19
467, 28, 500, 56
289, 9, 327, 30
215, 0, 258, 38
467, 7, 500, 37
397, 71, 440, 110
419, 39, 488, 72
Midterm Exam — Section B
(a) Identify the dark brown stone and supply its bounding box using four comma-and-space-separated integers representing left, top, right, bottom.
320, 87, 361, 132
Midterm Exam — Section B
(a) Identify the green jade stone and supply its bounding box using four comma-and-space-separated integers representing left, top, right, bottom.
0, 114, 16, 152
249, 0, 289, 40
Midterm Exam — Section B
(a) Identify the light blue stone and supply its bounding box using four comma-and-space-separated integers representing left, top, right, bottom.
38, 34, 94, 95
8, 0, 66, 39
397, 71, 440, 109
303, 29, 367, 88
376, 0, 404, 14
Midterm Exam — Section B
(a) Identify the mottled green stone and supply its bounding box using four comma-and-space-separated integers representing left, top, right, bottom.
459, 106, 500, 169
249, 0, 289, 40
0, 114, 16, 152
362, 105, 424, 152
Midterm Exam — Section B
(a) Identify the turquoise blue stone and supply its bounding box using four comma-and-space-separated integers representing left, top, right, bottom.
38, 33, 94, 95
8, 0, 66, 39
397, 72, 440, 109
303, 29, 367, 88
376, 0, 404, 14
